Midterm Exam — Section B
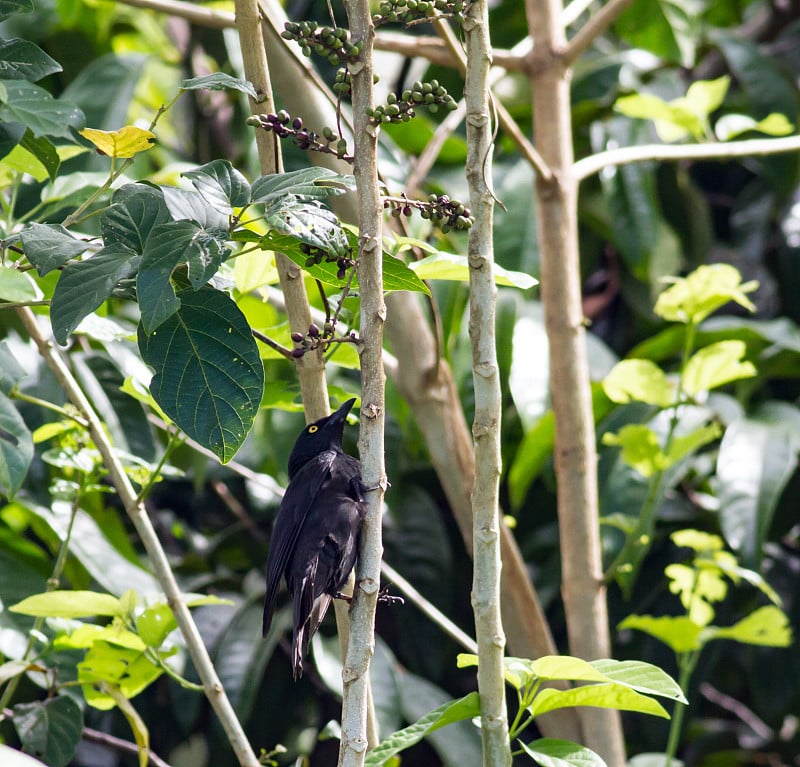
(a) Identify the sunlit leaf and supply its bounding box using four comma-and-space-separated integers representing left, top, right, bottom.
10, 590, 121, 618
682, 341, 756, 396
602, 424, 664, 477
710, 605, 792, 647
618, 614, 704, 653
530, 683, 669, 719
79, 126, 156, 159
408, 251, 537, 289
518, 739, 607, 767
603, 359, 675, 407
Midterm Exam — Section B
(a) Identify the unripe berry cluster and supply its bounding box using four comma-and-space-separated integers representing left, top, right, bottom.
281, 21, 363, 65
247, 112, 352, 162
373, 0, 468, 26
383, 193, 475, 231
367, 80, 457, 125
299, 243, 356, 281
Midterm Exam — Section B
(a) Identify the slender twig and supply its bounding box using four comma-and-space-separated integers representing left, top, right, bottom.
9, 389, 89, 428
560, 0, 596, 25
563, 0, 634, 64
573, 133, 800, 181
211, 479, 268, 543
82, 725, 174, 767
251, 328, 293, 358
15, 307, 260, 767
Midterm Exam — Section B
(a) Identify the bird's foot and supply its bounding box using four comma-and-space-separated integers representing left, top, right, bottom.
377, 586, 404, 606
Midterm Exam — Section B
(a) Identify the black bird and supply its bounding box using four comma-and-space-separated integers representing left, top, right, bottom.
263, 398, 366, 678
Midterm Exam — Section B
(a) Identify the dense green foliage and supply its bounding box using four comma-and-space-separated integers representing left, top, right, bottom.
0, 0, 798, 765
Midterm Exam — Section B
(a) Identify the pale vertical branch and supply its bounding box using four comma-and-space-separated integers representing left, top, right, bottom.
525, 0, 625, 761
16, 308, 259, 767
338, 0, 385, 765
464, 2, 511, 766
236, 0, 329, 421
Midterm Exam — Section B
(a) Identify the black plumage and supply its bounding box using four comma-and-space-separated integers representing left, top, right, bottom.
262, 398, 366, 678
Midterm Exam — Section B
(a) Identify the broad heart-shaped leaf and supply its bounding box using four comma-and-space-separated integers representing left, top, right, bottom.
183, 159, 251, 213
12, 696, 83, 767
179, 73, 257, 99
618, 614, 704, 653
251, 166, 355, 204
603, 359, 676, 407
364, 692, 480, 767
0, 80, 83, 138
137, 220, 230, 334
682, 340, 756, 396
138, 286, 264, 462
79, 126, 155, 159
0, 391, 33, 497
19, 223, 89, 276
0, 38, 61, 81
51, 244, 141, 345
530, 683, 669, 719
102, 184, 171, 251
710, 605, 792, 647
265, 231, 430, 294
518, 738, 607, 767
589, 660, 686, 703
0, 0, 34, 21
717, 419, 796, 567
263, 197, 350, 257
654, 264, 757, 324
10, 590, 121, 618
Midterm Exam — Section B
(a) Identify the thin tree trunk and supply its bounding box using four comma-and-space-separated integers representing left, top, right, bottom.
525, 0, 625, 762
464, 2, 511, 763
338, 0, 386, 763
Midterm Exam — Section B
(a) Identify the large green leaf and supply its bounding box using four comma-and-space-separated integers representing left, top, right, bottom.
180, 73, 257, 99
10, 590, 121, 618
0, 391, 33, 498
603, 359, 676, 408
0, 340, 26, 394
618, 614, 704, 653
0, 265, 39, 302
0, 39, 61, 81
183, 159, 251, 213
681, 340, 756, 396
710, 606, 792, 647
19, 223, 90, 276
250, 166, 355, 204
12, 696, 83, 767
615, 0, 697, 66
0, 0, 34, 21
50, 244, 141, 344
138, 286, 264, 462
263, 197, 350, 257
0, 80, 83, 138
18, 128, 59, 181
364, 693, 480, 767
589, 660, 686, 703
529, 683, 669, 719
137, 220, 229, 333
716, 418, 796, 567
102, 185, 171, 251
518, 739, 607, 767
409, 250, 537, 289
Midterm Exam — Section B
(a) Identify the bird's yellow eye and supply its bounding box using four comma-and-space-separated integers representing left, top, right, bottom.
308, 425, 319, 433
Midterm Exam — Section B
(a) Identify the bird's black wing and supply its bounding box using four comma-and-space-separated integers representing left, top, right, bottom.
262, 449, 337, 636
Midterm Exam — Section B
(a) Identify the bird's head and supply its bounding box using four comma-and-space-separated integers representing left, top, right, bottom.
287, 398, 357, 478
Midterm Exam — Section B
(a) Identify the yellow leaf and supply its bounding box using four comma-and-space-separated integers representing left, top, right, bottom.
79, 126, 156, 159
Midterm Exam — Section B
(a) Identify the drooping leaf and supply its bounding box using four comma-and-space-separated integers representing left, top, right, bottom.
250, 167, 355, 204
518, 738, 607, 767
0, 391, 33, 497
10, 590, 122, 618
19, 223, 90, 276
183, 159, 251, 213
0, 81, 83, 138
618, 614, 704, 653
12, 696, 83, 767
79, 126, 156, 159
138, 286, 264, 462
716, 419, 796, 566
180, 73, 257, 99
0, 38, 61, 81
51, 244, 141, 345
603, 359, 676, 407
364, 693, 480, 767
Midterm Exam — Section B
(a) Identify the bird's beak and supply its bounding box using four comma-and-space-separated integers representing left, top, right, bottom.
330, 397, 357, 424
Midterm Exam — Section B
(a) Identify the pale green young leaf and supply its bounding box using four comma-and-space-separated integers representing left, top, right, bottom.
684, 76, 730, 119
408, 251, 537, 289
711, 605, 792, 647
518, 738, 607, 767
682, 341, 756, 396
53, 623, 146, 651
602, 424, 665, 477
603, 359, 676, 407
0, 265, 41, 302
618, 614, 704, 653
715, 112, 794, 140
530, 655, 610, 683
664, 422, 722, 465
529, 683, 669, 719
11, 590, 121, 618
589, 660, 687, 703
671, 529, 724, 553
666, 563, 726, 625
654, 264, 757, 324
